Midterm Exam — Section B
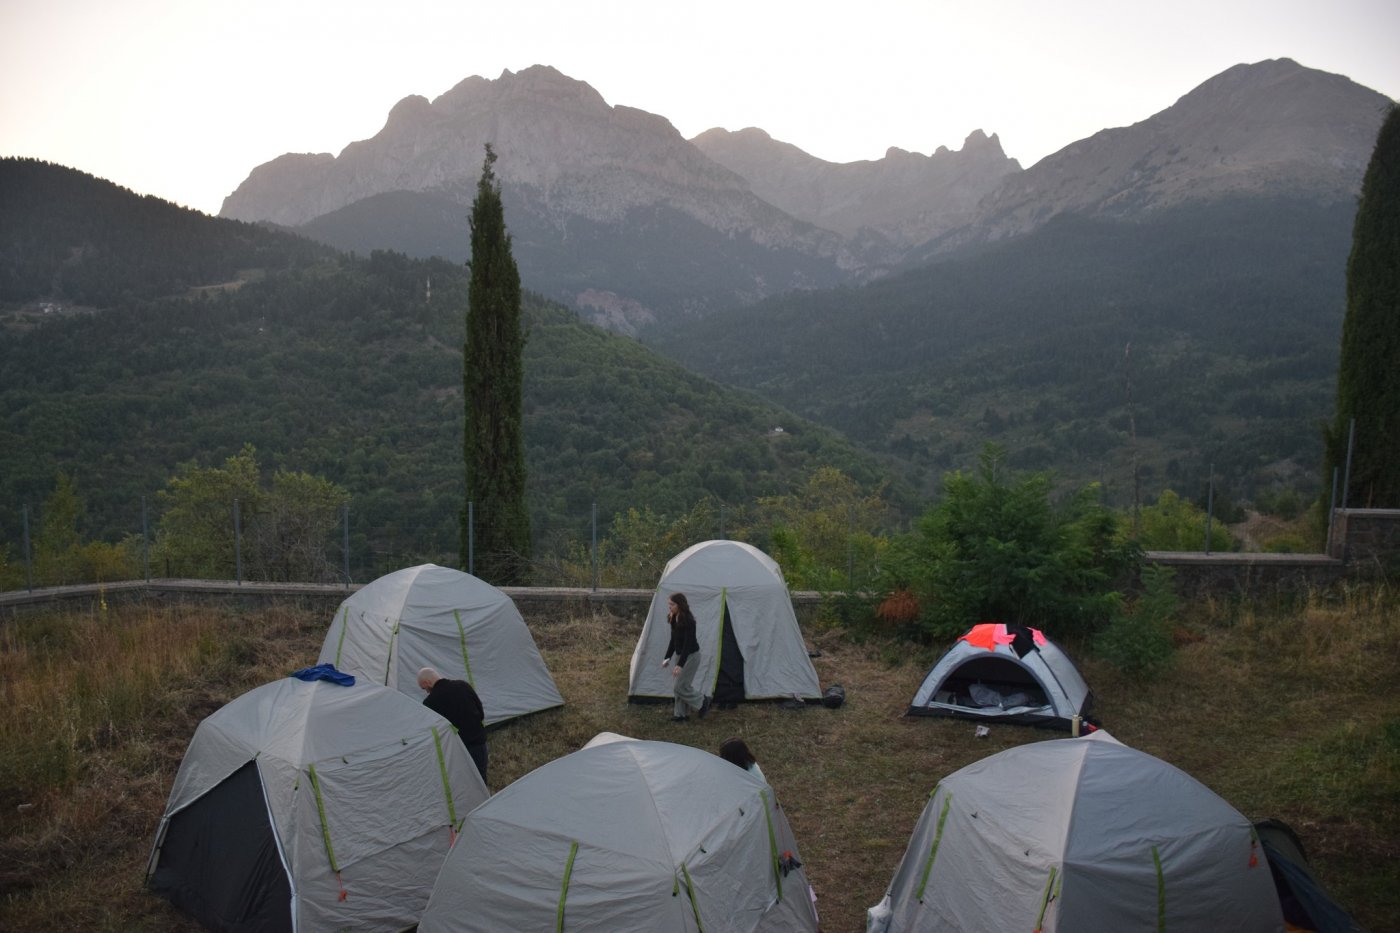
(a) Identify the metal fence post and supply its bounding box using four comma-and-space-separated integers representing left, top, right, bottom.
1326, 467, 1340, 555
591, 501, 598, 592
467, 501, 474, 576
1204, 463, 1215, 555
22, 503, 33, 592
1341, 417, 1356, 509
233, 498, 242, 586
342, 503, 350, 588
848, 504, 855, 589
141, 496, 150, 582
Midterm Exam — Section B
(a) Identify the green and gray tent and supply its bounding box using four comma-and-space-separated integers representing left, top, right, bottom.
868, 731, 1284, 933
419, 733, 820, 933
147, 677, 488, 932
628, 540, 821, 705
320, 563, 563, 725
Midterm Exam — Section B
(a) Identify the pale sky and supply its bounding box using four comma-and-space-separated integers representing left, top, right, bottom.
3, 0, 1397, 217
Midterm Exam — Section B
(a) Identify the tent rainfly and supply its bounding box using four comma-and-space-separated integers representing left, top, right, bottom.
319, 563, 563, 725
907, 622, 1093, 730
418, 734, 820, 932
628, 540, 821, 705
867, 731, 1284, 933
147, 677, 488, 932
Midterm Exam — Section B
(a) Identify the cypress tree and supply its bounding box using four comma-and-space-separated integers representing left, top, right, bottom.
461, 144, 531, 583
1325, 105, 1400, 509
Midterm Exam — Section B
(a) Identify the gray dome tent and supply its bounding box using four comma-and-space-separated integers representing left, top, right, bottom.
319, 563, 563, 725
908, 622, 1093, 729
147, 676, 488, 932
628, 540, 821, 705
867, 731, 1283, 933
419, 733, 820, 932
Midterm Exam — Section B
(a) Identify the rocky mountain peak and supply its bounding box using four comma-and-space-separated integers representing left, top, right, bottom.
939, 58, 1391, 251
383, 94, 434, 129
696, 126, 1021, 245
221, 65, 742, 227
961, 128, 996, 150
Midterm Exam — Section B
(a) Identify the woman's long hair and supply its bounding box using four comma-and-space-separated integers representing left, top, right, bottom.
669, 592, 695, 626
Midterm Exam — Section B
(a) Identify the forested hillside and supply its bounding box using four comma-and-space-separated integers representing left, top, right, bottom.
0, 160, 896, 568
0, 158, 331, 304
649, 196, 1354, 505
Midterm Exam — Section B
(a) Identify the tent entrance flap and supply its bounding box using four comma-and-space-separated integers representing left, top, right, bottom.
148, 760, 293, 933
934, 658, 1049, 709
714, 602, 746, 705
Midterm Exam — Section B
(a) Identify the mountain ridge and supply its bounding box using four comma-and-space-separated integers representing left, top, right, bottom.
926, 58, 1387, 255
217, 59, 1389, 331
690, 125, 1020, 247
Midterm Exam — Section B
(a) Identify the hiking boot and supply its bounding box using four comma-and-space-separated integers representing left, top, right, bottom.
697, 696, 712, 720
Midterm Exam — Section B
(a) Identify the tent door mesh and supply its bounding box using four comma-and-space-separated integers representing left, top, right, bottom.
714, 602, 746, 705
148, 760, 292, 932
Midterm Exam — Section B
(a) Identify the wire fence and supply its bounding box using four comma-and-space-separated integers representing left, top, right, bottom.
3, 419, 1366, 595
1, 496, 885, 596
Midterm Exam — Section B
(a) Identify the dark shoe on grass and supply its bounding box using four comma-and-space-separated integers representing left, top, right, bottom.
671, 715, 688, 722
697, 696, 712, 720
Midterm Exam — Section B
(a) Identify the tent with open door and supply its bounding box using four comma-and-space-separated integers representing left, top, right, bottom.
907, 622, 1093, 730
319, 563, 563, 725
147, 675, 488, 932
867, 731, 1283, 933
627, 540, 821, 705
418, 734, 819, 932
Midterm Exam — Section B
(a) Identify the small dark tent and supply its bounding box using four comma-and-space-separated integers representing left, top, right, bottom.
1255, 819, 1364, 933
907, 622, 1093, 729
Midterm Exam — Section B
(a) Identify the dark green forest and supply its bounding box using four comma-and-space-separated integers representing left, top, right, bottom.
0, 159, 895, 574
0, 158, 332, 303
648, 197, 1354, 507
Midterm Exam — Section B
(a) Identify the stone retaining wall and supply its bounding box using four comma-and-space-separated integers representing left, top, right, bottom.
1329, 508, 1400, 576
1141, 551, 1344, 600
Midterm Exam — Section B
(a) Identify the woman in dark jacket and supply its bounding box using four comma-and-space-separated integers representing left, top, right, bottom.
663, 592, 709, 721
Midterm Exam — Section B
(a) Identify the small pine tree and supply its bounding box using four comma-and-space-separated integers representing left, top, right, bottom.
1094, 564, 1177, 677
1324, 104, 1400, 508
462, 144, 531, 584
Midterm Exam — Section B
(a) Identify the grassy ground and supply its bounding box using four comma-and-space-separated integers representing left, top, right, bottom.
1, 589, 1396, 931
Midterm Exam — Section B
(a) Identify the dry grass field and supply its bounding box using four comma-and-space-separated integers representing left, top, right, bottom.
2, 590, 1397, 931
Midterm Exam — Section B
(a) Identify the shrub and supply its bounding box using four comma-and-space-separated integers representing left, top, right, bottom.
1095, 564, 1178, 676
1128, 489, 1235, 552
885, 445, 1140, 642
